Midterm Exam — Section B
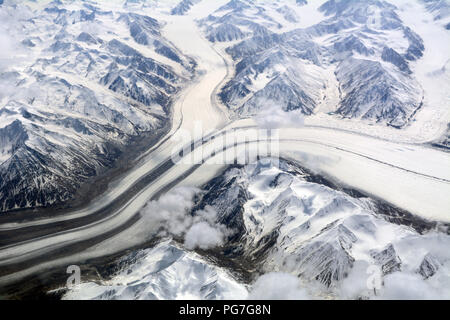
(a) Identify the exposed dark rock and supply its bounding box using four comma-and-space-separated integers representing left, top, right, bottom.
418, 253, 441, 279
171, 0, 200, 15
370, 244, 402, 275
381, 46, 411, 74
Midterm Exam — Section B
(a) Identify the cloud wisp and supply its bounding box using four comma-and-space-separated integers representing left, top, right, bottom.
248, 272, 310, 300
139, 187, 232, 250
255, 104, 305, 130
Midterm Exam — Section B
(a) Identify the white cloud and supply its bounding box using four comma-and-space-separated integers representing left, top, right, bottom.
338, 260, 374, 299
255, 104, 305, 130
184, 221, 225, 250
140, 188, 232, 250
378, 272, 439, 300
248, 272, 310, 300
0, 4, 32, 71
140, 186, 199, 237
0, 33, 15, 69
377, 267, 450, 300
0, 3, 38, 109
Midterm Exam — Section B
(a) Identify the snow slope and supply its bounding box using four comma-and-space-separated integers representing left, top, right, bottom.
1, 0, 449, 300
62, 240, 248, 300
202, 0, 450, 143
62, 158, 450, 300
188, 158, 450, 299
0, 0, 193, 212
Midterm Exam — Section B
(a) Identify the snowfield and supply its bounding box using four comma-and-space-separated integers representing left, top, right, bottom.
0, 0, 449, 300
63, 159, 450, 300
62, 240, 248, 300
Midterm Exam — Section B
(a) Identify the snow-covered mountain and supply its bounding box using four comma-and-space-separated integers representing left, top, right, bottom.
171, 0, 201, 15
421, 0, 450, 24
200, 0, 449, 129
433, 124, 450, 149
63, 158, 450, 299
190, 159, 450, 296
1, 0, 448, 212
0, 1, 193, 212
1, 0, 449, 301
62, 240, 248, 300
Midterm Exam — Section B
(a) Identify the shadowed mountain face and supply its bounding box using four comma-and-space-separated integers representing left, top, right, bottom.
62, 241, 248, 300
421, 0, 450, 21
0, 0, 448, 301
200, 0, 435, 127
188, 159, 450, 296
61, 158, 450, 300
171, 0, 201, 16
1, 0, 447, 213
0, 2, 194, 212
